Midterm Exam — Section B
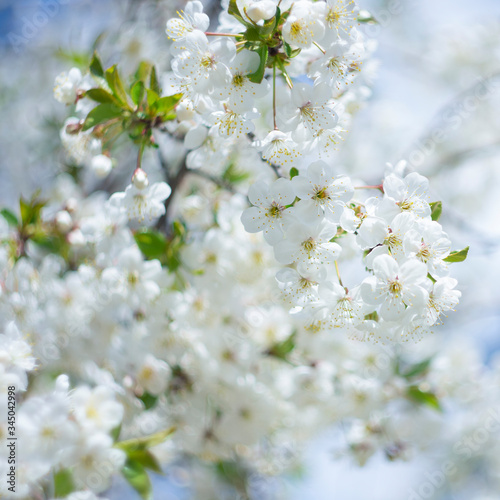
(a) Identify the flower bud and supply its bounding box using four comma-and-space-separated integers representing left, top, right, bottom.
91, 154, 113, 178
67, 229, 86, 247
132, 168, 149, 189
55, 210, 73, 233
246, 0, 276, 22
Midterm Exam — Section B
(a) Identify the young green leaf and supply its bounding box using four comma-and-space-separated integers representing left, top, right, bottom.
146, 88, 160, 109
153, 94, 183, 116
82, 103, 124, 131
444, 246, 469, 263
407, 386, 442, 412
150, 66, 161, 96
247, 45, 268, 84
430, 201, 442, 221
115, 427, 176, 452
131, 81, 146, 107
53, 469, 75, 498
122, 460, 152, 500
138, 391, 158, 410
127, 449, 162, 474
105, 65, 129, 107
134, 230, 167, 259
89, 51, 104, 78
400, 358, 433, 379
85, 88, 117, 104
266, 331, 296, 360
0, 208, 19, 227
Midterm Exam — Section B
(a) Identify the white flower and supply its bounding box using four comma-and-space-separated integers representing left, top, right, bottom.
54, 67, 82, 104
258, 130, 302, 168
240, 178, 295, 244
291, 160, 354, 223
361, 254, 428, 321
171, 31, 235, 96
166, 1, 210, 43
282, 1, 325, 48
276, 266, 324, 305
404, 219, 451, 279
378, 172, 431, 221
423, 277, 461, 326
318, 282, 365, 328
136, 354, 171, 396
308, 40, 363, 88
278, 83, 338, 139
215, 50, 270, 112
322, 0, 359, 39
108, 181, 171, 224
71, 385, 124, 432
211, 106, 258, 138
273, 219, 340, 272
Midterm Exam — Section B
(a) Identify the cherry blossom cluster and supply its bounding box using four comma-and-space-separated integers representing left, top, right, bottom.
242, 162, 463, 343
165, 0, 370, 171
0, 0, 483, 498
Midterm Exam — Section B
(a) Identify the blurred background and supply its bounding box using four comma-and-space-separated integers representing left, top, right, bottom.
1, 0, 500, 498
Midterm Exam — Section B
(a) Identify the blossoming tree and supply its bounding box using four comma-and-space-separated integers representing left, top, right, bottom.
0, 0, 484, 499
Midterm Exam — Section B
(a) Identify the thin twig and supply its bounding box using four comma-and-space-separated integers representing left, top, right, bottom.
187, 168, 238, 193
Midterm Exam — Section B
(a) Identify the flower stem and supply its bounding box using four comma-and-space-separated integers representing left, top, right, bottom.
136, 141, 145, 171
313, 41, 326, 54
273, 61, 278, 130
335, 260, 344, 288
205, 32, 240, 37
354, 184, 384, 193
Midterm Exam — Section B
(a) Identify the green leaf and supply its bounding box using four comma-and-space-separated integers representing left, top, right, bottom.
134, 61, 153, 84
150, 66, 161, 96
244, 26, 263, 42
134, 230, 167, 259
215, 460, 248, 491
429, 201, 442, 221
131, 81, 146, 107
19, 195, 45, 227
122, 460, 152, 500
247, 45, 268, 84
82, 103, 124, 131
444, 246, 469, 263
357, 11, 377, 23
105, 65, 129, 106
111, 424, 122, 442
289, 167, 299, 179
266, 331, 295, 360
283, 41, 301, 58
146, 88, 160, 108
400, 358, 432, 379
0, 208, 18, 227
89, 51, 104, 78
364, 311, 379, 322
139, 392, 158, 410
407, 386, 442, 411
127, 449, 162, 474
85, 88, 117, 104
53, 469, 75, 498
153, 94, 183, 116
115, 427, 176, 452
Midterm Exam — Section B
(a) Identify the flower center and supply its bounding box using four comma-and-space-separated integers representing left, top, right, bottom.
302, 237, 315, 253
388, 280, 402, 295
290, 21, 304, 38
232, 73, 245, 87
266, 202, 283, 218
313, 186, 330, 201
